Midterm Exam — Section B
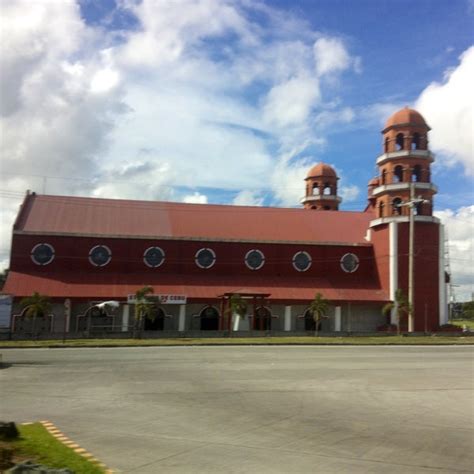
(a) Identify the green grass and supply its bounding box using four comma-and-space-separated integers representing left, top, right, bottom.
0, 335, 473, 348
5, 423, 104, 473
449, 319, 474, 330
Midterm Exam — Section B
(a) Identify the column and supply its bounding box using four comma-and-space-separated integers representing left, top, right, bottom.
389, 221, 398, 325
284, 306, 291, 331
122, 304, 129, 332
439, 225, 448, 326
233, 312, 240, 332
178, 304, 186, 332
334, 306, 341, 332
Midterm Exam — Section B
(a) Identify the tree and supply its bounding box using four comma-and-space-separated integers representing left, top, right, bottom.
20, 292, 52, 335
382, 289, 412, 335
133, 286, 155, 338
309, 293, 329, 337
226, 294, 248, 334
0, 268, 9, 291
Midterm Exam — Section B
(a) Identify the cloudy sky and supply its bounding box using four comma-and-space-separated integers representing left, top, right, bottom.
1, 0, 473, 300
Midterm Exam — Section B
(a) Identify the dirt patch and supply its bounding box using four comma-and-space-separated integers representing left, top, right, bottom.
0, 439, 37, 471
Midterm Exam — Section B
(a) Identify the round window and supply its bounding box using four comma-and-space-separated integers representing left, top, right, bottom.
245, 249, 265, 270
143, 247, 165, 268
195, 248, 216, 269
89, 245, 112, 267
340, 253, 359, 273
31, 243, 55, 265
293, 251, 311, 272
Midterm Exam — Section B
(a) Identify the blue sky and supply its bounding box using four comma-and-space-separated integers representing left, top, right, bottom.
1, 0, 473, 299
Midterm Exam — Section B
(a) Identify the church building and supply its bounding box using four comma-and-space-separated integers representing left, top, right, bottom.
3, 108, 448, 335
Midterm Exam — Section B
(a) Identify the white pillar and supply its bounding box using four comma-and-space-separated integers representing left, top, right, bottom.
439, 224, 448, 326
334, 306, 341, 332
233, 313, 240, 332
389, 221, 398, 325
122, 304, 129, 332
178, 304, 186, 332
284, 306, 291, 331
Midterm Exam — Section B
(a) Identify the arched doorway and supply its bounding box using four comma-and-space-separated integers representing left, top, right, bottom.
254, 306, 272, 330
200, 306, 219, 330
144, 307, 165, 331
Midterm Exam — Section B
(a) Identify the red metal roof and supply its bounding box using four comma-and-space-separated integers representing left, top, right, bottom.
14, 193, 373, 245
4, 271, 388, 303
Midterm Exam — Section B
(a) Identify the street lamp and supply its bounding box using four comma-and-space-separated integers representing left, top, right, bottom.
398, 182, 430, 332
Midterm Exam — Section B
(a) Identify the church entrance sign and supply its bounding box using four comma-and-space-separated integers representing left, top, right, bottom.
127, 294, 187, 305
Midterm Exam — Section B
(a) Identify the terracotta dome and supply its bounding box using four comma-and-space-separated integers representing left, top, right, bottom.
384, 107, 428, 130
368, 177, 379, 186
306, 162, 337, 179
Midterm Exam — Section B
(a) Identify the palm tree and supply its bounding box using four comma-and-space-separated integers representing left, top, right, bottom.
382, 289, 412, 335
20, 292, 52, 335
309, 292, 329, 337
133, 285, 155, 338
226, 294, 248, 334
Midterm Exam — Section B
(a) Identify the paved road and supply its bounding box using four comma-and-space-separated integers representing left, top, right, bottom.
1, 346, 473, 473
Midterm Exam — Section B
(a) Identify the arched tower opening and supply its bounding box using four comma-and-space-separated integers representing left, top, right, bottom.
367, 107, 436, 217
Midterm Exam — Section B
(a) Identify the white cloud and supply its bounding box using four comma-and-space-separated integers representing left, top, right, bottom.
263, 75, 320, 128
435, 206, 474, 302
118, 0, 257, 68
233, 190, 264, 206
340, 185, 360, 202
90, 68, 120, 93
183, 192, 208, 204
416, 47, 474, 176
313, 37, 358, 77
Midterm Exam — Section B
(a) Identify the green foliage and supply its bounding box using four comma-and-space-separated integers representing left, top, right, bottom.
227, 294, 248, 319
462, 301, 474, 311
8, 423, 104, 473
462, 309, 474, 320
382, 289, 412, 334
20, 292, 52, 319
0, 268, 9, 290
134, 285, 155, 321
309, 293, 329, 336
133, 286, 155, 337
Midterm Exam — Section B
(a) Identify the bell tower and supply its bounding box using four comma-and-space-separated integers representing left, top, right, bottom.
368, 107, 447, 333
301, 162, 341, 210
372, 107, 437, 218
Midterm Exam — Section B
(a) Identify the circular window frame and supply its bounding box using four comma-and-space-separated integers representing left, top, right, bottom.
245, 249, 265, 270
340, 253, 359, 273
195, 248, 216, 269
31, 243, 55, 266
143, 246, 165, 268
89, 245, 112, 267
292, 251, 312, 272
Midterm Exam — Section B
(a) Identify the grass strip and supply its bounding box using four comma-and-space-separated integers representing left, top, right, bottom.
0, 335, 473, 348
449, 319, 474, 330
6, 423, 103, 473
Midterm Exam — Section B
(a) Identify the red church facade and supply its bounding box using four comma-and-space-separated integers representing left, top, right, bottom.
3, 108, 448, 335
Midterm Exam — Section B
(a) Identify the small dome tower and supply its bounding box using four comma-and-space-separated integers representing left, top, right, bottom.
372, 107, 437, 219
301, 162, 341, 210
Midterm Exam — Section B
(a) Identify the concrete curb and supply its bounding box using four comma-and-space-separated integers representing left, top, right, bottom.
21, 421, 115, 473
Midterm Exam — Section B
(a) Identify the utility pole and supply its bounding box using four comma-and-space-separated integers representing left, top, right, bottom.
399, 182, 429, 332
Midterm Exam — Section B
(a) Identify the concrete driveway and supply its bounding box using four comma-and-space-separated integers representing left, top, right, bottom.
1, 346, 473, 473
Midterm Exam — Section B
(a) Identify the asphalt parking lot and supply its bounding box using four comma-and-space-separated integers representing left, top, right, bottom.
1, 346, 473, 473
